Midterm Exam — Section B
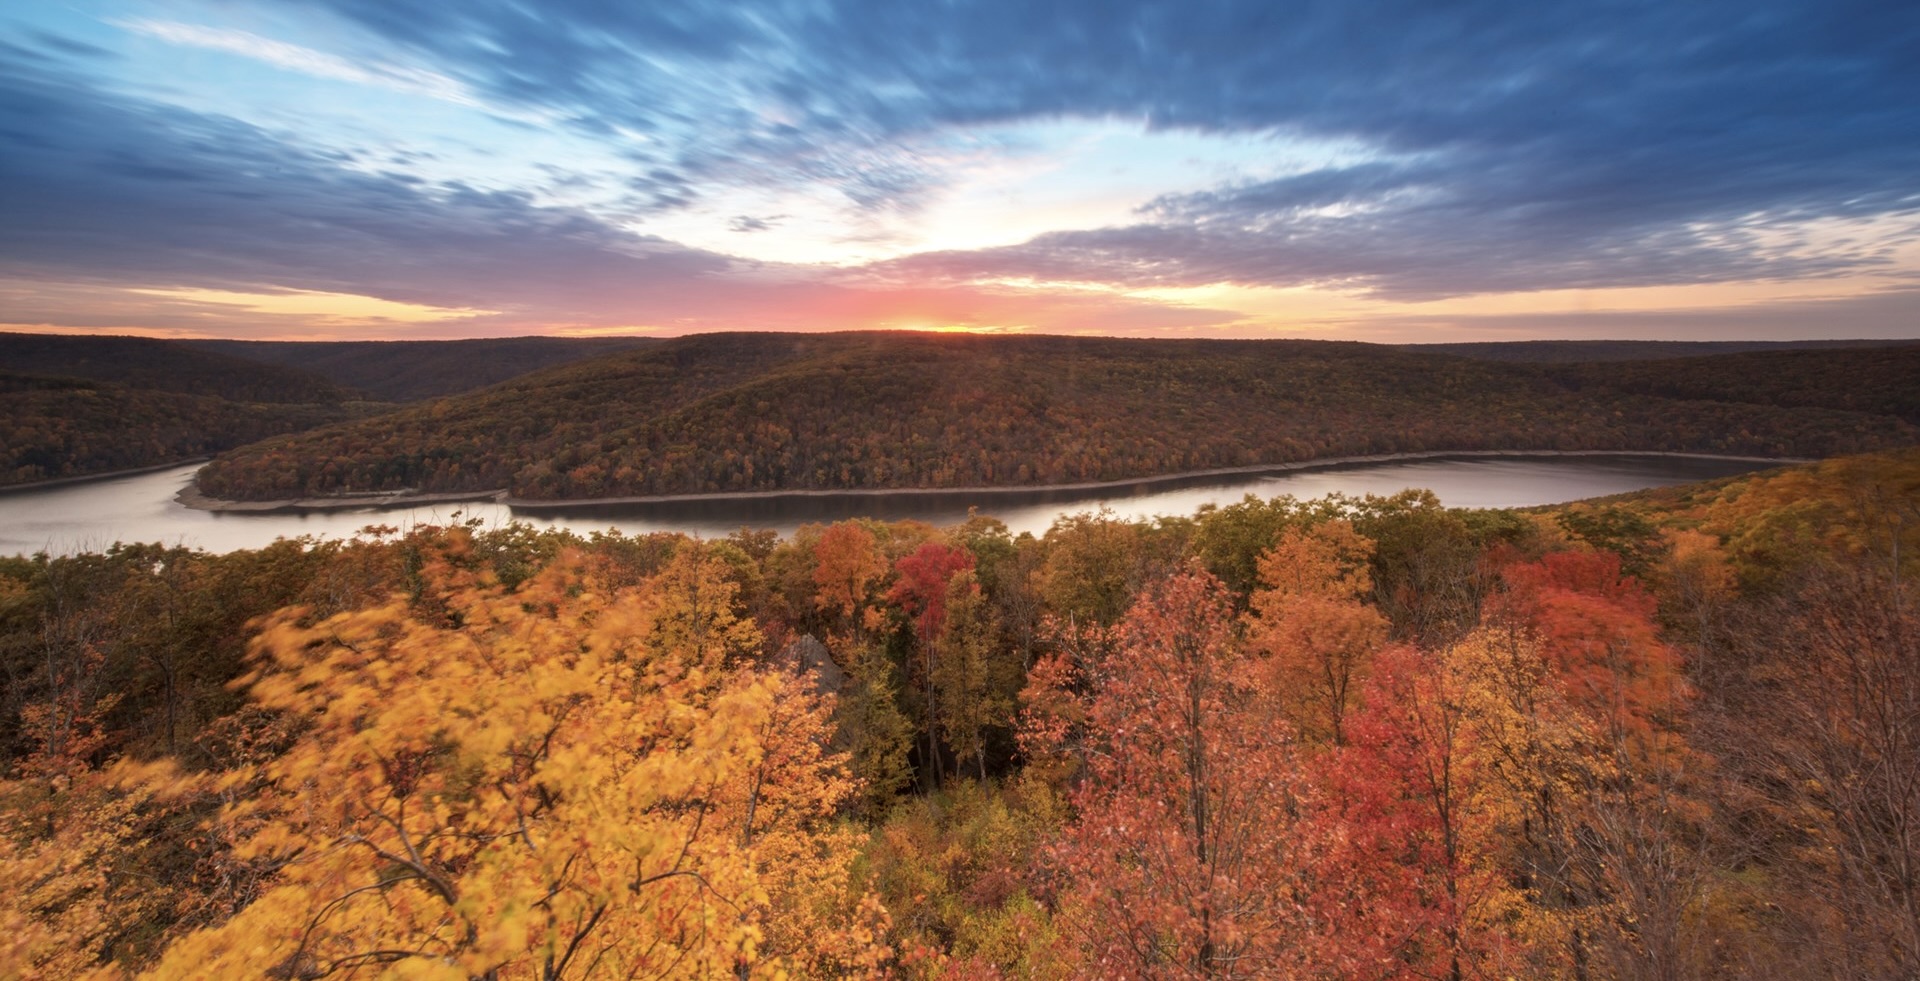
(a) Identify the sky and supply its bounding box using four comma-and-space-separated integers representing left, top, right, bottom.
1, 0, 1916, 342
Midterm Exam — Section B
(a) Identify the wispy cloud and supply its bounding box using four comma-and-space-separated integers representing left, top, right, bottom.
117, 18, 480, 108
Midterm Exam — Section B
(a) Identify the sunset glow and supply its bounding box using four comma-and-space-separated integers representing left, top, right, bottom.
126, 288, 497, 325
1, 1, 1914, 341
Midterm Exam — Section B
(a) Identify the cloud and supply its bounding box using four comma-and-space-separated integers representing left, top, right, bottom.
878, 164, 1919, 300
269, 0, 1920, 297
0, 52, 1234, 338
118, 19, 479, 106
1334, 285, 1920, 342
0, 55, 728, 314
4, 0, 1918, 340
729, 214, 787, 233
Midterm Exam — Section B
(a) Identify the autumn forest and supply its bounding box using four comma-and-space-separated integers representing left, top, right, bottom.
7, 334, 1918, 498
4, 441, 1918, 979
8, 0, 1918, 975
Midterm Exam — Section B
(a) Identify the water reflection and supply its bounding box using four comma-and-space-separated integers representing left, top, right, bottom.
0, 454, 1777, 557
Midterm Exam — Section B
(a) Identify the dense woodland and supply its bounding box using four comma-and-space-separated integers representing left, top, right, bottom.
0, 372, 380, 488
8, 332, 1913, 496
195, 333, 1920, 502
192, 337, 656, 403
1547, 346, 1920, 423
0, 334, 646, 488
1399, 338, 1907, 363
0, 335, 359, 405
3, 447, 1917, 978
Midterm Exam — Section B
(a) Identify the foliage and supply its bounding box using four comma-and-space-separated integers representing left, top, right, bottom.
1246, 521, 1388, 745
1, 448, 1918, 977
1045, 568, 1319, 978
193, 332, 1918, 502
142, 536, 881, 978
864, 779, 1067, 980
1309, 644, 1524, 979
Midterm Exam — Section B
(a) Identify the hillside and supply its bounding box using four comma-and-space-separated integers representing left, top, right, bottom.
0, 333, 359, 403
0, 335, 392, 487
192, 335, 657, 401
193, 332, 1920, 503
0, 372, 380, 487
1548, 344, 1920, 422
0, 333, 670, 487
1398, 338, 1910, 363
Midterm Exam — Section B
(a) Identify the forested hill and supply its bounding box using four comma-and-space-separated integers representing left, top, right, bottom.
0, 334, 386, 488
194, 332, 1920, 502
192, 335, 657, 401
1398, 338, 1910, 363
0, 333, 358, 403
0, 333, 661, 488
1547, 345, 1920, 423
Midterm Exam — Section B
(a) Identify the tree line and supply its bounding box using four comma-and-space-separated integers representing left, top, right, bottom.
195, 333, 1918, 501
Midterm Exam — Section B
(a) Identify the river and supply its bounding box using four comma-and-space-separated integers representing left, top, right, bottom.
0, 454, 1778, 557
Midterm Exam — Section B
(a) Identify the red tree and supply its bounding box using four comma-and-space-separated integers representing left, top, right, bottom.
1312, 644, 1513, 981
888, 541, 977, 785
1493, 550, 1689, 765
1048, 567, 1319, 978
888, 541, 977, 646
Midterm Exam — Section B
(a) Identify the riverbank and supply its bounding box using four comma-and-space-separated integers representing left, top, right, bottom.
0, 458, 212, 496
177, 449, 1808, 514
174, 482, 506, 513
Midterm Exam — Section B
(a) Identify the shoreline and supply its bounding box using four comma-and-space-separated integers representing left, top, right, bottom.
174, 482, 506, 513
176, 449, 1809, 514
1, 458, 211, 496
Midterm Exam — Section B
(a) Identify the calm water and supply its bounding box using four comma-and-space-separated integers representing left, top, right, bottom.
0, 455, 1775, 557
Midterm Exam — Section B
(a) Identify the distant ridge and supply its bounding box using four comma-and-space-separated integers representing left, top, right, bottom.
0, 332, 651, 486
1396, 338, 1913, 363
0, 332, 357, 403
192, 336, 657, 402
0, 334, 382, 487
191, 331, 1920, 504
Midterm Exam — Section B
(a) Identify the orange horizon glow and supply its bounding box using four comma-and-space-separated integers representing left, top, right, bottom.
6, 263, 1919, 343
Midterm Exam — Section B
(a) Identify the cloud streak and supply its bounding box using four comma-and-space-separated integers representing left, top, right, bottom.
117, 19, 478, 107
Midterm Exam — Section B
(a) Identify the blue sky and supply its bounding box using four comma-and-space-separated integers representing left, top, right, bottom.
1, 0, 1916, 340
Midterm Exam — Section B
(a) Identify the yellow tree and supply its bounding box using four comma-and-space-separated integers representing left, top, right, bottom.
1448, 591, 1705, 979
140, 534, 883, 980
728, 665, 893, 977
0, 644, 169, 981
1443, 624, 1600, 978
0, 763, 169, 981
932, 571, 1014, 781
